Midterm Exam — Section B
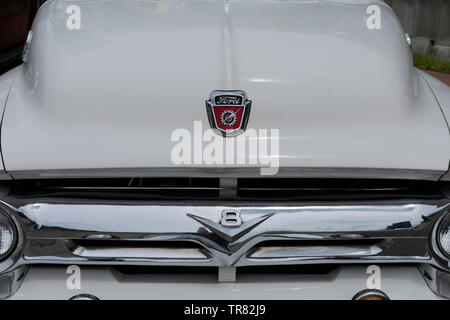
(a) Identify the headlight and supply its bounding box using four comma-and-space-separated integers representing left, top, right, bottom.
437, 212, 450, 259
0, 208, 16, 260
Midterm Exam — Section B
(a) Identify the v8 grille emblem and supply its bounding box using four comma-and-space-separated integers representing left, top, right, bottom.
187, 211, 274, 244
220, 210, 242, 227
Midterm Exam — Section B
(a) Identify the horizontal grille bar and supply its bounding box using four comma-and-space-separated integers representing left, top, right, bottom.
68, 240, 209, 260
248, 240, 385, 259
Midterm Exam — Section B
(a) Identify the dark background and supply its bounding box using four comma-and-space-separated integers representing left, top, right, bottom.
0, 0, 45, 73
385, 0, 450, 60
385, 0, 450, 41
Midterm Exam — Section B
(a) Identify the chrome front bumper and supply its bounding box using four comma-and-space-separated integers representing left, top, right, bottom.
1, 193, 450, 299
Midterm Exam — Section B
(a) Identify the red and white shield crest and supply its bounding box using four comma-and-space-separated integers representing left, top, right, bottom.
205, 90, 252, 137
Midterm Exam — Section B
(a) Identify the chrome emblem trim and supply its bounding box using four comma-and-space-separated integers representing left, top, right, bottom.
220, 210, 242, 227
187, 212, 274, 243
205, 90, 252, 137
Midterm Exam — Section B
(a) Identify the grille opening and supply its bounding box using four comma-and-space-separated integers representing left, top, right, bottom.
114, 266, 218, 275
112, 265, 338, 275
11, 177, 220, 199
8, 177, 444, 200
237, 178, 442, 200
237, 265, 338, 275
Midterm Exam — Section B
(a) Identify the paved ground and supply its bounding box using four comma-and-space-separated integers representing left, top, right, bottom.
424, 70, 450, 86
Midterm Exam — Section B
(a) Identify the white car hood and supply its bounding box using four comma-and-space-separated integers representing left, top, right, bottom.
2, 0, 450, 177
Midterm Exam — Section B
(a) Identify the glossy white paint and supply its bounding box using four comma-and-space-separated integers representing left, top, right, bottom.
9, 265, 442, 300
420, 70, 450, 179
419, 70, 450, 133
0, 67, 21, 173
1, 0, 450, 175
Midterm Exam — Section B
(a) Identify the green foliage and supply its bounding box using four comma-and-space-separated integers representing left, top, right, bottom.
414, 53, 450, 74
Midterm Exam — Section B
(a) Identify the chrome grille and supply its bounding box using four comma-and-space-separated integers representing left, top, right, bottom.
4, 201, 447, 268
0, 177, 448, 279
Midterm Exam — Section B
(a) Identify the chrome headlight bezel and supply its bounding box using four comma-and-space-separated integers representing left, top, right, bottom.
0, 204, 22, 273
0, 207, 18, 262
436, 211, 450, 261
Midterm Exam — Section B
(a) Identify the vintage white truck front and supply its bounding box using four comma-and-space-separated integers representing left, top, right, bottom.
0, 0, 449, 299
